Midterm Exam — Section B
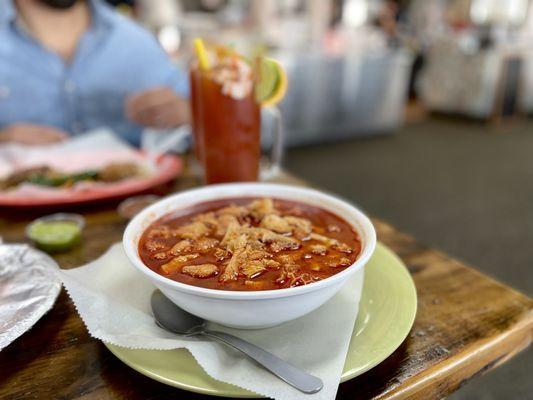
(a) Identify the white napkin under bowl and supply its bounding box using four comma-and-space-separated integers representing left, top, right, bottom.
57, 244, 363, 400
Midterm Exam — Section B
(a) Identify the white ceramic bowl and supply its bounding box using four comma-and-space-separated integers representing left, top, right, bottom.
123, 183, 376, 329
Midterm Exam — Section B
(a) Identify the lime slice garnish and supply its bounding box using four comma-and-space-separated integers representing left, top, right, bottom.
255, 58, 279, 102
255, 58, 288, 107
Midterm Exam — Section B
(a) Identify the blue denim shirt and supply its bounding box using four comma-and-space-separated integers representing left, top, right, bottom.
0, 0, 188, 146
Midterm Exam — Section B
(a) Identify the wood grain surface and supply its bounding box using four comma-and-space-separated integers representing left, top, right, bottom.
0, 168, 531, 400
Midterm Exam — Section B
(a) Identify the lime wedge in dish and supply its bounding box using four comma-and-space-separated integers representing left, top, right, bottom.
27, 214, 84, 253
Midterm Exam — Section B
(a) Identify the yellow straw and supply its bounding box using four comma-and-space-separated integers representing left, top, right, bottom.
193, 38, 210, 71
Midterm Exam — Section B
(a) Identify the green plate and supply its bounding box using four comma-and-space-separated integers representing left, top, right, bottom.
105, 243, 417, 397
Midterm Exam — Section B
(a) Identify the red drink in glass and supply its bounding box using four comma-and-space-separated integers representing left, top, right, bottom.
190, 65, 261, 184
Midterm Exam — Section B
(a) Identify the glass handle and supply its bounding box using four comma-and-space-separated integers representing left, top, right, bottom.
264, 106, 284, 178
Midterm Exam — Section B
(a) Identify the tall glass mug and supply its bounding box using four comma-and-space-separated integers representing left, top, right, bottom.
189, 57, 283, 184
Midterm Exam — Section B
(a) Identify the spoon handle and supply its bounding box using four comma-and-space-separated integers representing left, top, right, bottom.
201, 329, 323, 394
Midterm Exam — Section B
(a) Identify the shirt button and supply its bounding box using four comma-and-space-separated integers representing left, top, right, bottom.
0, 86, 10, 99
64, 80, 76, 93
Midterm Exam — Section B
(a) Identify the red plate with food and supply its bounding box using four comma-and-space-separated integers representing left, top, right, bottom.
0, 150, 183, 208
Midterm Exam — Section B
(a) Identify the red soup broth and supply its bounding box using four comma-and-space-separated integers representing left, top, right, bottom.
138, 198, 362, 291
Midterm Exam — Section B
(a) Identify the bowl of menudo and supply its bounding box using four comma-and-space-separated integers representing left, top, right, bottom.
123, 183, 376, 329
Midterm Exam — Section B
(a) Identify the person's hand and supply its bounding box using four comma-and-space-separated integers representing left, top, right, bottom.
0, 123, 68, 145
125, 87, 190, 129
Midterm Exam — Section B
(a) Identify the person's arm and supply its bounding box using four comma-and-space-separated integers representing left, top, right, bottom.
125, 86, 190, 129
123, 25, 190, 129
0, 123, 68, 145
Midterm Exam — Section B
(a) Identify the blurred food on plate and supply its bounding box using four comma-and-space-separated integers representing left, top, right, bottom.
0, 130, 182, 207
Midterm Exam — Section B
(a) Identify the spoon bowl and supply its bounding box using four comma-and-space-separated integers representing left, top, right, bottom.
151, 290, 205, 335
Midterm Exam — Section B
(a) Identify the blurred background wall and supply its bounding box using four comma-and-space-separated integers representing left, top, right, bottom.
108, 0, 533, 146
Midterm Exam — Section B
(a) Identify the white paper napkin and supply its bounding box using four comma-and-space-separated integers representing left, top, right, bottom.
56, 244, 363, 400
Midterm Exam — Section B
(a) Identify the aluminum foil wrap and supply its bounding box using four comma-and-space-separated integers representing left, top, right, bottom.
0, 243, 61, 351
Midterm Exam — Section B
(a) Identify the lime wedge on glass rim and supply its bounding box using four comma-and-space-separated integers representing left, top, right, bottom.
255, 57, 288, 107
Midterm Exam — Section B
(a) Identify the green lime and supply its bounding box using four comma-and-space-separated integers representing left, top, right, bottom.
255, 58, 280, 103
255, 58, 288, 106
28, 220, 82, 253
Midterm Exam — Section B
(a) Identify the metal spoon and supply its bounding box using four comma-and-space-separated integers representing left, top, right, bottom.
151, 290, 324, 394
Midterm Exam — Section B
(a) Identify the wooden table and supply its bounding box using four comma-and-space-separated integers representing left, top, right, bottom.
0, 169, 531, 400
